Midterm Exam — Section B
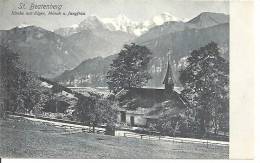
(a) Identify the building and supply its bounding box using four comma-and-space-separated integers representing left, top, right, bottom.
116, 57, 188, 127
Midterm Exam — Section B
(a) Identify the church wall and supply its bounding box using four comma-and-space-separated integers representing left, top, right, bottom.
117, 111, 147, 127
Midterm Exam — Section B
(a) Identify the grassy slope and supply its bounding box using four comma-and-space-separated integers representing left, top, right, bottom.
0, 117, 228, 159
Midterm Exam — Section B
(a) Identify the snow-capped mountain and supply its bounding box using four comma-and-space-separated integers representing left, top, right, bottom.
101, 12, 181, 36
101, 14, 140, 35
78, 15, 107, 31
54, 15, 104, 37
54, 12, 182, 36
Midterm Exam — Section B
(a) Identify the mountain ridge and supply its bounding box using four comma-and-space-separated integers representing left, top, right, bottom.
0, 26, 84, 78
54, 12, 184, 37
0, 24, 135, 77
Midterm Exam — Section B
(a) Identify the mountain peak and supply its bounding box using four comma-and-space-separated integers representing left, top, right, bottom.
78, 15, 105, 31
199, 12, 227, 16
187, 12, 229, 28
53, 13, 181, 36
13, 25, 49, 33
18, 23, 30, 28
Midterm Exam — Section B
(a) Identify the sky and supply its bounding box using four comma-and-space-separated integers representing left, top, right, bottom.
0, 0, 229, 30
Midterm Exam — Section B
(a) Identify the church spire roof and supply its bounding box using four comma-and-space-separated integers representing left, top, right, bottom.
163, 60, 174, 85
163, 50, 175, 89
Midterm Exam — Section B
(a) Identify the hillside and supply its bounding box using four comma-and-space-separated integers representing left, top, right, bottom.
187, 12, 229, 28
54, 55, 116, 87
137, 23, 229, 61
65, 29, 134, 59
0, 24, 134, 78
0, 26, 84, 78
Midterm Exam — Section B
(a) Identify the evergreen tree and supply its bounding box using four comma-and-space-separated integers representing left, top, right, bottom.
179, 42, 229, 136
16, 71, 49, 115
0, 47, 19, 116
107, 43, 152, 93
0, 46, 49, 115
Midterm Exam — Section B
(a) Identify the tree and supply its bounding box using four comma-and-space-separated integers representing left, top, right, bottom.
0, 46, 20, 114
15, 71, 50, 115
0, 46, 49, 115
74, 95, 96, 129
74, 95, 117, 133
155, 114, 180, 136
179, 42, 229, 136
107, 43, 152, 93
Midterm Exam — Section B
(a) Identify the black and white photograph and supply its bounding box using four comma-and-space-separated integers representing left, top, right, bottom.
0, 0, 243, 159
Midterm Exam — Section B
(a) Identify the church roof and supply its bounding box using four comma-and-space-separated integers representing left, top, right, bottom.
117, 87, 187, 109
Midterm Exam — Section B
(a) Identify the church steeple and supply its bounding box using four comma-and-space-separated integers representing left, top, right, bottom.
163, 50, 175, 91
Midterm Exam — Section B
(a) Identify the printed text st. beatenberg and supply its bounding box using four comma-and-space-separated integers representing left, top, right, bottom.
12, 2, 85, 16
18, 2, 63, 11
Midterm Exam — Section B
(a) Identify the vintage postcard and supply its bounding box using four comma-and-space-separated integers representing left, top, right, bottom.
0, 0, 255, 160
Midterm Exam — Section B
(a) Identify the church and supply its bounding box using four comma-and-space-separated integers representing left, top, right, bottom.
116, 56, 188, 127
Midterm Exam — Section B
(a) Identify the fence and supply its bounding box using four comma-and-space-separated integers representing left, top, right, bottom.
7, 111, 106, 135
123, 132, 229, 148
60, 127, 105, 135
7, 112, 229, 147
